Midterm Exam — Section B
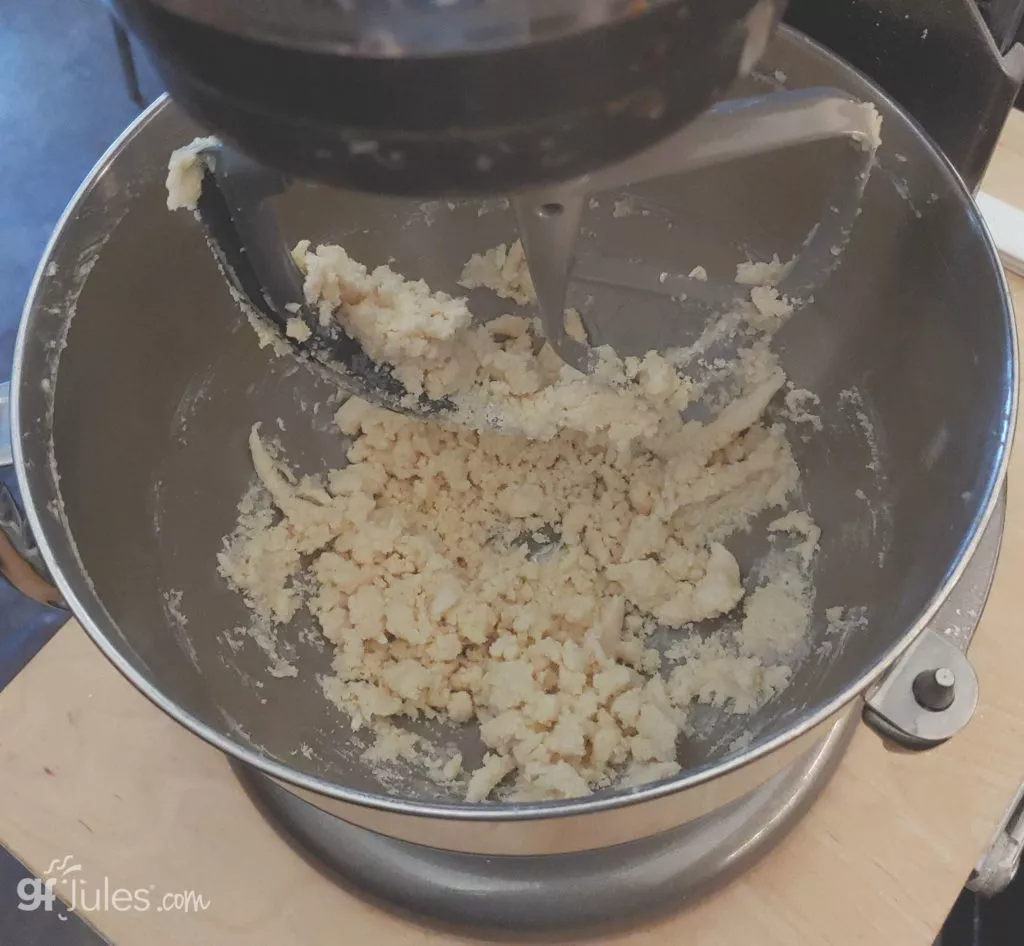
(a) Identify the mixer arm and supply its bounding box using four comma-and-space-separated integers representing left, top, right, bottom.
585, 88, 881, 191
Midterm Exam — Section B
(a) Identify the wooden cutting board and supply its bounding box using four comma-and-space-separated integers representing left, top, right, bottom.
2, 116, 1024, 946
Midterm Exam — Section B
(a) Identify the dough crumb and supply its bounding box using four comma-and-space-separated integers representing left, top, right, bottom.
459, 239, 536, 305
165, 136, 219, 211
286, 318, 312, 342
613, 197, 636, 218
563, 307, 588, 344
750, 286, 795, 323
735, 254, 793, 287
784, 388, 822, 430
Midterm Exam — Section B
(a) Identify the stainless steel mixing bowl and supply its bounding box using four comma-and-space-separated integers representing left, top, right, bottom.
11, 28, 1016, 857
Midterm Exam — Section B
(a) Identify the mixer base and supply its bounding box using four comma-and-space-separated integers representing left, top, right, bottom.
233, 709, 856, 935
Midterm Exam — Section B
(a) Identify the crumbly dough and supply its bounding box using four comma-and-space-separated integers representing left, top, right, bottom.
735, 254, 792, 287
294, 241, 694, 449
458, 239, 536, 305
749, 286, 796, 324
168, 136, 826, 801
217, 240, 810, 803
459, 240, 588, 343
285, 317, 312, 342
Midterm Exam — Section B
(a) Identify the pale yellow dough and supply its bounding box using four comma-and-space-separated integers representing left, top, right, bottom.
165, 136, 219, 211
458, 239, 536, 305
217, 239, 811, 803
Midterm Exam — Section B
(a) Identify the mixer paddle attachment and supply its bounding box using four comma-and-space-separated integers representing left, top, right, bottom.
514, 87, 882, 367
187, 88, 881, 414
513, 190, 593, 371
189, 143, 452, 416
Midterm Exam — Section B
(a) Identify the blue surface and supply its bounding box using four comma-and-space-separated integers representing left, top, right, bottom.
0, 1, 146, 375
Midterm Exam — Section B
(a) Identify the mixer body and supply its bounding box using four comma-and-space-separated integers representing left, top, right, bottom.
106, 0, 784, 195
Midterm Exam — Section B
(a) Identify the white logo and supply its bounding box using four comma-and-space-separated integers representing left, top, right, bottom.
16, 854, 210, 919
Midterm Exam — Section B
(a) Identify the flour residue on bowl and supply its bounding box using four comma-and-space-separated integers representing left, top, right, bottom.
161, 588, 199, 668
35, 216, 124, 609
839, 386, 893, 566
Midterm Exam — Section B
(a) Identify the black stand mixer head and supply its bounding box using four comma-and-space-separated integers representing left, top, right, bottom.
106, 0, 786, 196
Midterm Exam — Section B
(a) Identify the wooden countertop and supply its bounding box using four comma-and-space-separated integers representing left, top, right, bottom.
3, 116, 1024, 946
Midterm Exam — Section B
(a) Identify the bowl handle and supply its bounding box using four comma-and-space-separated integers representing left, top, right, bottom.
861, 490, 1018, 893
0, 381, 65, 609
862, 491, 1006, 751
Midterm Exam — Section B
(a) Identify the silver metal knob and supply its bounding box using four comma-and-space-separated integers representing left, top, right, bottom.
912, 667, 957, 712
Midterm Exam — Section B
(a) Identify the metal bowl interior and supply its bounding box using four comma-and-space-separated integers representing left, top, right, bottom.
14, 29, 1015, 819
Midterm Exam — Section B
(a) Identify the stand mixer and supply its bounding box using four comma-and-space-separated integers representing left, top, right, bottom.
45, 0, 1013, 933
110, 1, 791, 195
